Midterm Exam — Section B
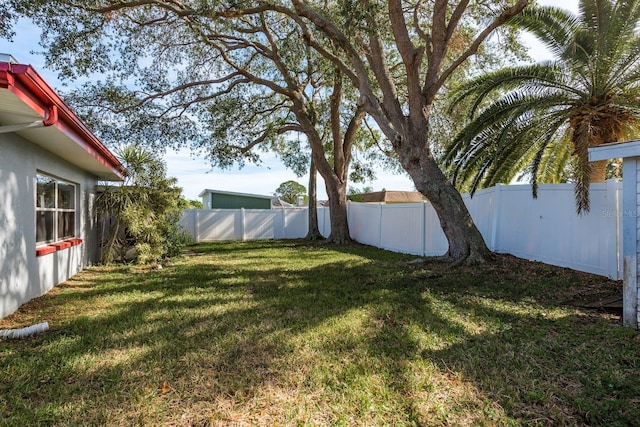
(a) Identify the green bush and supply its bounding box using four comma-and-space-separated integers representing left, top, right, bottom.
96, 145, 190, 264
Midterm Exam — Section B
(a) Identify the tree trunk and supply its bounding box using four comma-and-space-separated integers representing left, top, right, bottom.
589, 159, 607, 182
402, 145, 492, 264
305, 157, 323, 240
324, 179, 351, 244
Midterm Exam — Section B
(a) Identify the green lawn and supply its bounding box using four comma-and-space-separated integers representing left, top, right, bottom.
1, 241, 638, 426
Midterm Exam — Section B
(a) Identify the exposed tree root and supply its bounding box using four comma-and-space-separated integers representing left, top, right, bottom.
304, 231, 324, 241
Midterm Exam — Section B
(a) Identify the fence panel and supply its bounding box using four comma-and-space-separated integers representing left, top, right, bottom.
421, 202, 449, 256
463, 187, 497, 246
319, 207, 332, 238
348, 203, 380, 246
282, 209, 308, 239
380, 203, 426, 255
180, 181, 623, 278
178, 210, 197, 239
197, 210, 243, 241
244, 210, 279, 240
490, 182, 621, 278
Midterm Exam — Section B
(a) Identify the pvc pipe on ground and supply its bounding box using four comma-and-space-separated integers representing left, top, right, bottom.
0, 322, 49, 339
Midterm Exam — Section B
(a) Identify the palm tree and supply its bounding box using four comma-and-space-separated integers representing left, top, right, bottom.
444, 0, 640, 213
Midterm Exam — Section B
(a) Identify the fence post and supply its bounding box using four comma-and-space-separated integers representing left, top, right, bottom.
421, 201, 426, 256
282, 208, 287, 239
378, 203, 383, 248
617, 180, 624, 279
195, 210, 200, 243
490, 184, 503, 251
241, 208, 246, 241
323, 206, 328, 237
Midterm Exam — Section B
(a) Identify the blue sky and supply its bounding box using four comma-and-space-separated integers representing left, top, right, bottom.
0, 0, 578, 200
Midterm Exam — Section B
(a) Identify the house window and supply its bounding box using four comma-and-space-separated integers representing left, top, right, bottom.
36, 173, 77, 245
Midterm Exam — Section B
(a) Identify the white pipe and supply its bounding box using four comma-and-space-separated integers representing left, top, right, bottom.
0, 322, 49, 339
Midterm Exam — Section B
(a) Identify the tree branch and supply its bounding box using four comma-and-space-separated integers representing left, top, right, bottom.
432, 0, 529, 96
125, 74, 246, 110
342, 106, 366, 179
364, 119, 393, 157
69, 0, 195, 17
366, 33, 405, 128
259, 13, 298, 90
330, 68, 344, 176
236, 125, 303, 154
388, 0, 425, 122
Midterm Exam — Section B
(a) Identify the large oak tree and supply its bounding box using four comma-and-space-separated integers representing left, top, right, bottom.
274, 0, 529, 263
10, 0, 529, 262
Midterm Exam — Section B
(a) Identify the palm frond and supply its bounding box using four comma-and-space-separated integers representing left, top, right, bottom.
508, 6, 581, 59
448, 0, 640, 212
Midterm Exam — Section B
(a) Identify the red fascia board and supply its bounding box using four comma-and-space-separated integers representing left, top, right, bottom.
0, 62, 126, 179
0, 63, 48, 117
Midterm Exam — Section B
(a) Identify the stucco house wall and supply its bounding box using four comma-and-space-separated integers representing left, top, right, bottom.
0, 133, 100, 317
0, 55, 124, 319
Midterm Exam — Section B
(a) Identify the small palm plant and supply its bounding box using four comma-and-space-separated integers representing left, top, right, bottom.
96, 145, 187, 264
445, 0, 640, 213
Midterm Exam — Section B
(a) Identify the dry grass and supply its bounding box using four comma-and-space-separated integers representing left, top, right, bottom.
0, 240, 638, 426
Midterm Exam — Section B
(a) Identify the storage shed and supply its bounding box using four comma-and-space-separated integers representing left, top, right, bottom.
199, 189, 275, 209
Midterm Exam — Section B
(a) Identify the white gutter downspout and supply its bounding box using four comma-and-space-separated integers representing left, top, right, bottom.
0, 104, 58, 134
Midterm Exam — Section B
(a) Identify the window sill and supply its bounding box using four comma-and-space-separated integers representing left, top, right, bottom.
36, 238, 83, 257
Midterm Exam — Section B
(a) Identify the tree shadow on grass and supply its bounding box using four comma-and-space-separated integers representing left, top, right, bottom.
0, 241, 636, 425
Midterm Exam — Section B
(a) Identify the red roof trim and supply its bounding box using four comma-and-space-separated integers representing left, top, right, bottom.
0, 61, 126, 179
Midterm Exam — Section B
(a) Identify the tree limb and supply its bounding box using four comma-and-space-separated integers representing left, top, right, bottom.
432, 0, 529, 96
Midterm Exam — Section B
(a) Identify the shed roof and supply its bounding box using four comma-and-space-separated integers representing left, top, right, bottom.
589, 140, 640, 162
0, 56, 125, 180
198, 189, 275, 200
357, 190, 425, 203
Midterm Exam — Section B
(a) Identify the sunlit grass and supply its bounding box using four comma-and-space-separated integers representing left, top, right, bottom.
0, 240, 638, 426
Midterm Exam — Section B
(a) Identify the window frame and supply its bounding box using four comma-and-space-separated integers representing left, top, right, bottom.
36, 172, 78, 246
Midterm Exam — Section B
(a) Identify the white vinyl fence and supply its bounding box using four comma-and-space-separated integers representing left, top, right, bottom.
180, 207, 332, 242
180, 181, 623, 279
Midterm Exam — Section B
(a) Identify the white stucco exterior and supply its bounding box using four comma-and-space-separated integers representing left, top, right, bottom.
0, 132, 101, 318
0, 57, 124, 319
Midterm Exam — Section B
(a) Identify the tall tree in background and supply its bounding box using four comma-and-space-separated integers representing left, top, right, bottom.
275, 141, 323, 239
0, 1, 14, 39
444, 0, 640, 213
305, 157, 323, 240
275, 180, 306, 204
